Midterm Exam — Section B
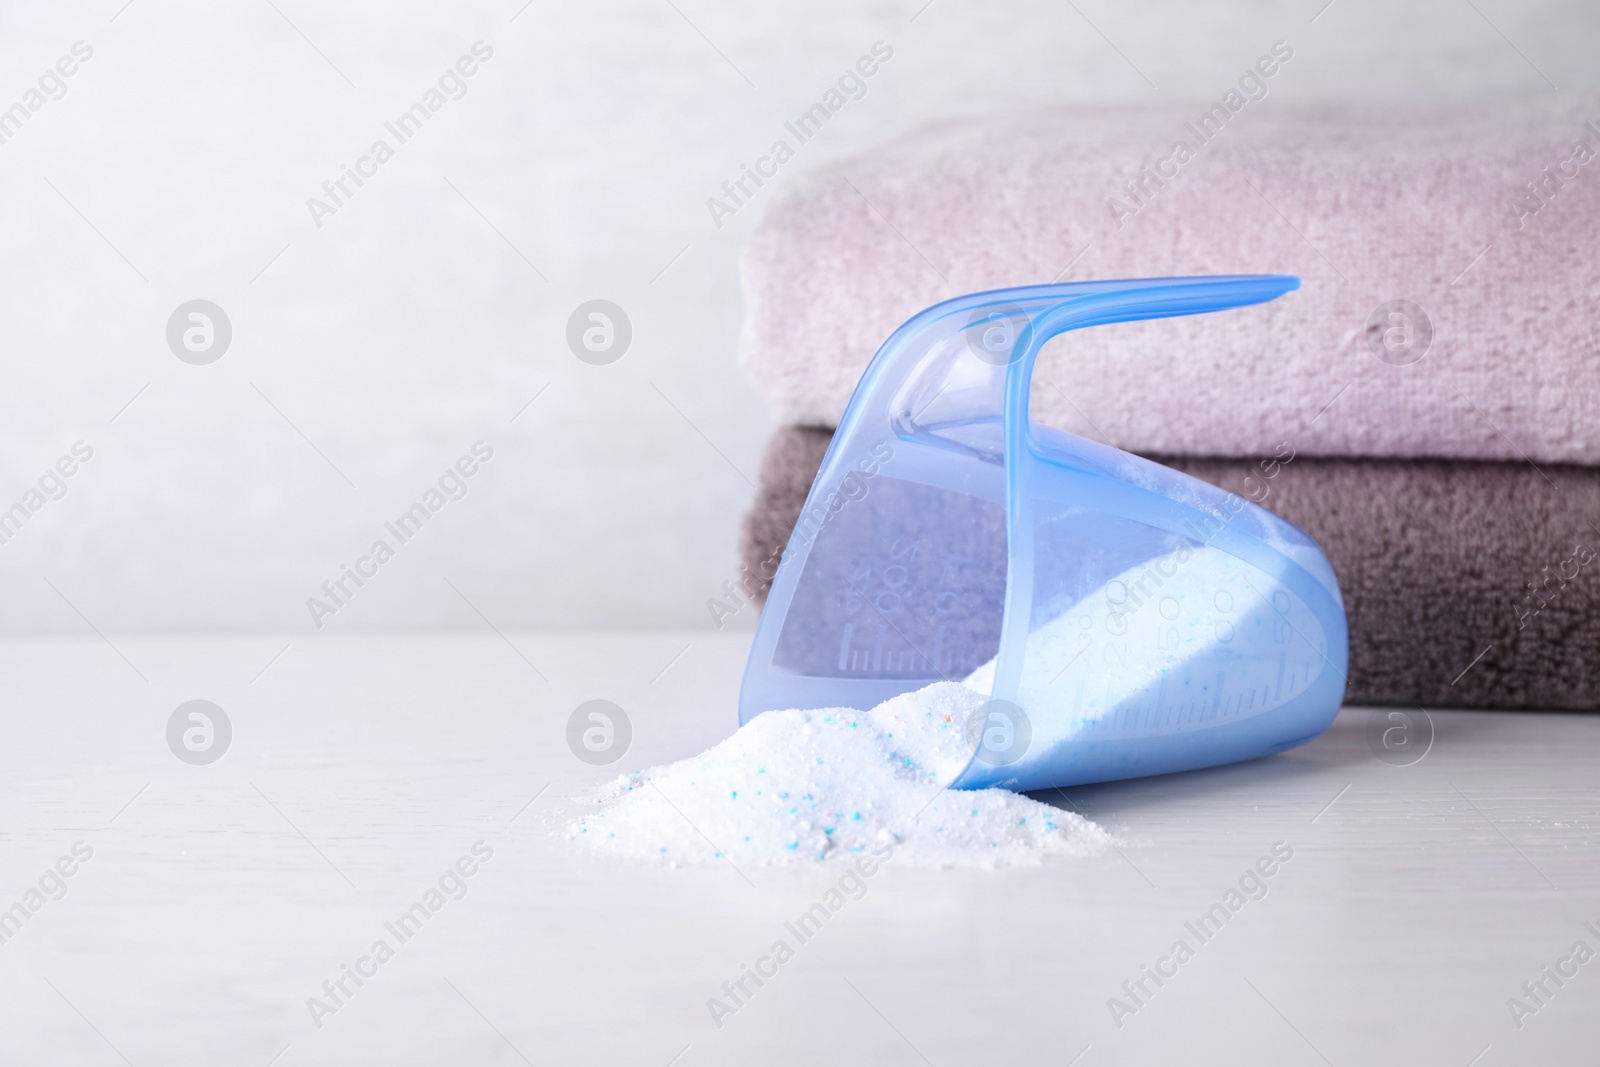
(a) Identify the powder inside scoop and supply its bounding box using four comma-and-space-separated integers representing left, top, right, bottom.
568, 682, 1111, 869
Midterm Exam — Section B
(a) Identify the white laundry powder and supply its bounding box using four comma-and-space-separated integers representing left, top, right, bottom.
962, 545, 1323, 766
568, 682, 1111, 869
965, 545, 1270, 699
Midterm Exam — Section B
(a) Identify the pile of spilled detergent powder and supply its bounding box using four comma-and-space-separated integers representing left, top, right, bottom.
568, 682, 1112, 869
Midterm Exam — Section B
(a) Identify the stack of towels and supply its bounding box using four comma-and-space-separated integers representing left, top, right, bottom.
736, 101, 1600, 710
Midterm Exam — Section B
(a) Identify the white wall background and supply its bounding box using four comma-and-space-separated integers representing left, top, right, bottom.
1, 0, 1595, 635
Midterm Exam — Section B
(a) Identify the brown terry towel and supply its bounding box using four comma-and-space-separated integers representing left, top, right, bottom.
740, 426, 1600, 710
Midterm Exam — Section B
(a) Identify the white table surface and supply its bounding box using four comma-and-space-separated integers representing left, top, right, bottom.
2, 630, 1597, 1066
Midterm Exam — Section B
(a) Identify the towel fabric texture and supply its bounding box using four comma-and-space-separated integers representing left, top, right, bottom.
739, 101, 1600, 709
741, 426, 1600, 710
740, 101, 1600, 463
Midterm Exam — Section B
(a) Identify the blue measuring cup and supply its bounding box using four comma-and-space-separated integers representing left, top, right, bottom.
739, 275, 1348, 791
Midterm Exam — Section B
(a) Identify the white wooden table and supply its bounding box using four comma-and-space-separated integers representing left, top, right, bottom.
2, 631, 1596, 1065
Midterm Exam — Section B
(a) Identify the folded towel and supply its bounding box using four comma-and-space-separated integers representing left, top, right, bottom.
740, 427, 1600, 710
741, 101, 1600, 463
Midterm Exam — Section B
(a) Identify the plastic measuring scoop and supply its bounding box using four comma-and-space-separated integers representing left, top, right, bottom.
738, 275, 1348, 791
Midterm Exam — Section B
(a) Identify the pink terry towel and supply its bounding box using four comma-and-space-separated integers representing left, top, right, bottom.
740, 100, 1600, 463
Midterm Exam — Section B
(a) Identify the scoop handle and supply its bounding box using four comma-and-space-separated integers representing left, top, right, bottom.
983, 275, 1307, 763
